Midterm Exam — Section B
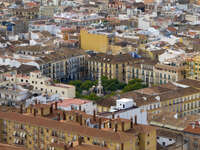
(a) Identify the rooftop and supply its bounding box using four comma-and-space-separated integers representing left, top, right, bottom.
0, 111, 135, 143
0, 143, 26, 150
58, 98, 91, 108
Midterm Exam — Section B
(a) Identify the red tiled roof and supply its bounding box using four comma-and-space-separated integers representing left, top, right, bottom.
184, 121, 200, 135
58, 99, 91, 108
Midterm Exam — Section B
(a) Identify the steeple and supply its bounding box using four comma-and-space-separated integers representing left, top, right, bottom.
96, 64, 104, 97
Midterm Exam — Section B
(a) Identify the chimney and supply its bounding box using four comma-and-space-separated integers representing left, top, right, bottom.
63, 111, 66, 120
78, 137, 83, 145
109, 119, 112, 128
121, 121, 125, 132
130, 117, 133, 128
30, 105, 33, 113
80, 114, 83, 126
121, 143, 124, 150
41, 107, 44, 116
76, 113, 79, 122
55, 101, 58, 110
112, 113, 115, 119
57, 113, 60, 121
64, 144, 68, 150
93, 110, 96, 121
20, 104, 23, 114
50, 104, 53, 114
84, 119, 87, 126
79, 105, 81, 111
33, 109, 37, 117
115, 123, 118, 132
103, 122, 106, 128
135, 115, 137, 125
99, 118, 102, 129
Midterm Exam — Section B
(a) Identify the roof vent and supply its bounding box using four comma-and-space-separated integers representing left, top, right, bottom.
155, 96, 160, 101
143, 97, 147, 101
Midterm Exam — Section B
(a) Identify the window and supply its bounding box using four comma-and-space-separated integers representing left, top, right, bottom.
164, 74, 166, 79
160, 80, 162, 84
73, 136, 77, 141
163, 142, 165, 146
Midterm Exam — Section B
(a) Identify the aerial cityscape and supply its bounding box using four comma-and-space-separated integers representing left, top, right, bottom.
0, 0, 200, 150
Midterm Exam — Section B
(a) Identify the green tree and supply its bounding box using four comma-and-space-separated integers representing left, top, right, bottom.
68, 80, 82, 92
122, 79, 145, 93
84, 93, 100, 101
101, 76, 126, 92
80, 80, 94, 90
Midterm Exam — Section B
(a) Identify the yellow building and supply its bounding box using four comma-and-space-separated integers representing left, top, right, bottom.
96, 80, 200, 117
88, 53, 138, 82
187, 54, 200, 80
80, 29, 111, 53
0, 105, 157, 150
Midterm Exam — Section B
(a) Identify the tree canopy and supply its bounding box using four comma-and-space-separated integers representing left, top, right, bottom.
68, 77, 146, 101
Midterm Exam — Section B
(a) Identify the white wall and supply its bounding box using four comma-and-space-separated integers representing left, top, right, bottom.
157, 136, 176, 147
138, 16, 150, 30
58, 102, 96, 115
104, 107, 148, 125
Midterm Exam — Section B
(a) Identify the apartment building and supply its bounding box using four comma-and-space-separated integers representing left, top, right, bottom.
80, 29, 113, 53
5, 70, 75, 99
39, 6, 56, 19
184, 121, 200, 150
54, 13, 104, 26
88, 53, 139, 82
0, 84, 31, 106
154, 63, 186, 85
153, 51, 187, 85
126, 58, 157, 86
0, 104, 157, 150
187, 54, 200, 80
12, 7, 39, 20
97, 80, 200, 117
37, 49, 87, 81
126, 51, 189, 86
